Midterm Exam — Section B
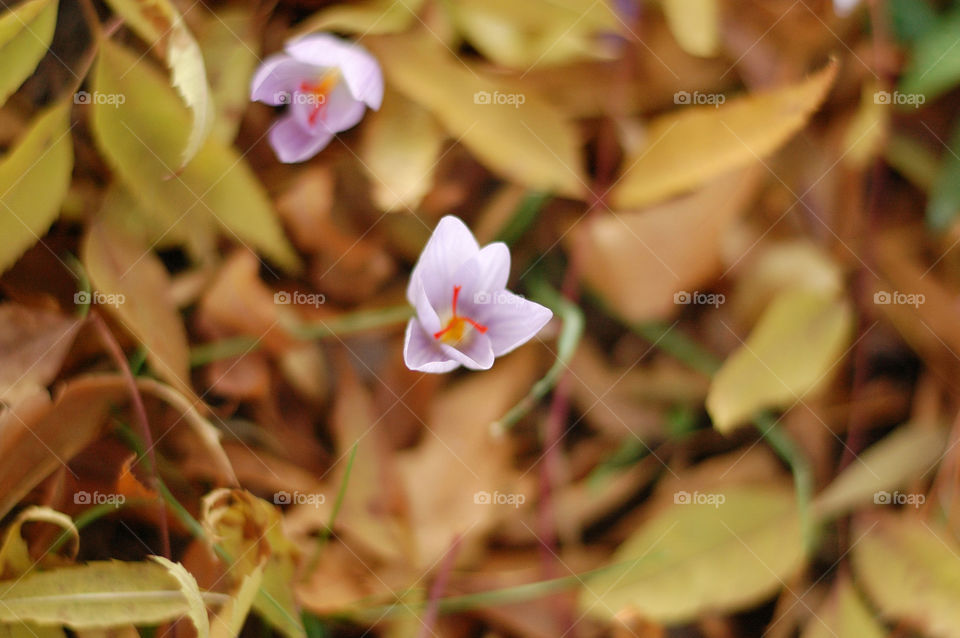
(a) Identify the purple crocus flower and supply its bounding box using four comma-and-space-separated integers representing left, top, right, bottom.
404, 216, 553, 373
250, 34, 383, 163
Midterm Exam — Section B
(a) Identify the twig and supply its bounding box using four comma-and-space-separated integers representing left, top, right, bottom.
416, 534, 463, 638
91, 312, 171, 558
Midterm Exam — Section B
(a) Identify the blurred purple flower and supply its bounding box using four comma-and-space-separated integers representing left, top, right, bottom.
404, 216, 553, 373
250, 34, 383, 163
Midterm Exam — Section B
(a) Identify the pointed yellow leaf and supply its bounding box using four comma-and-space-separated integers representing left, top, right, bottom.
662, 0, 720, 57
612, 61, 837, 209
295, 0, 425, 36
368, 33, 585, 198
149, 557, 209, 638
0, 507, 77, 579
579, 485, 805, 624
210, 562, 264, 638
362, 90, 444, 211
0, 0, 57, 107
801, 577, 886, 638
90, 39, 299, 272
102, 0, 212, 166
813, 424, 946, 520
0, 101, 72, 275
707, 289, 854, 433
0, 561, 225, 628
852, 514, 960, 638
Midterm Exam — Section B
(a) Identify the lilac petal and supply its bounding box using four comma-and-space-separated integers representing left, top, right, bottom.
250, 54, 317, 106
455, 242, 510, 312
410, 275, 442, 334
267, 113, 335, 163
404, 319, 460, 373
476, 242, 511, 291
290, 81, 366, 135
285, 34, 383, 109
406, 216, 481, 309
475, 292, 553, 357
439, 331, 495, 370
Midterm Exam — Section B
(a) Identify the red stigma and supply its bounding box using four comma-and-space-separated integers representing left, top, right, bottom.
433, 285, 488, 341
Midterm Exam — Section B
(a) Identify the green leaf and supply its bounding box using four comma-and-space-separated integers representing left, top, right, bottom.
90, 39, 299, 272
706, 289, 854, 433
801, 577, 886, 638
579, 485, 805, 624
0, 0, 57, 108
899, 9, 960, 102
611, 61, 837, 209
102, 0, 213, 166
813, 424, 946, 520
0, 100, 73, 276
852, 514, 960, 638
0, 560, 223, 628
81, 211, 193, 400
368, 33, 586, 198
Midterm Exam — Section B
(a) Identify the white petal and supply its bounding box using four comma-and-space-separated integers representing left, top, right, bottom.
476, 292, 553, 357
285, 34, 383, 109
250, 54, 316, 105
267, 113, 334, 163
404, 319, 460, 373
440, 332, 495, 370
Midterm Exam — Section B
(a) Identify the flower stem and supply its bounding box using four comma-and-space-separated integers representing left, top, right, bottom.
491, 278, 584, 434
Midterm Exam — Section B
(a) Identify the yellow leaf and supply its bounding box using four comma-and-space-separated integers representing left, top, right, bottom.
579, 485, 805, 624
295, 0, 425, 36
90, 39, 299, 272
612, 61, 838, 209
661, 0, 720, 57
575, 168, 759, 321
210, 562, 264, 638
362, 89, 444, 211
449, 0, 619, 69
198, 7, 260, 144
813, 424, 946, 520
102, 0, 212, 166
852, 514, 960, 638
368, 33, 585, 198
706, 289, 854, 433
149, 557, 209, 638
0, 507, 77, 579
801, 577, 886, 638
0, 623, 64, 638
82, 212, 193, 400
0, 0, 57, 107
201, 490, 304, 638
0, 560, 224, 628
842, 81, 889, 169
0, 101, 72, 275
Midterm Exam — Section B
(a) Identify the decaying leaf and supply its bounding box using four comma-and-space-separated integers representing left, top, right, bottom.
0, 304, 80, 406
800, 577, 886, 638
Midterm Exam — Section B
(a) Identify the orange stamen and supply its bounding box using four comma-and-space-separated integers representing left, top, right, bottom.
298, 72, 339, 125
434, 285, 488, 342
